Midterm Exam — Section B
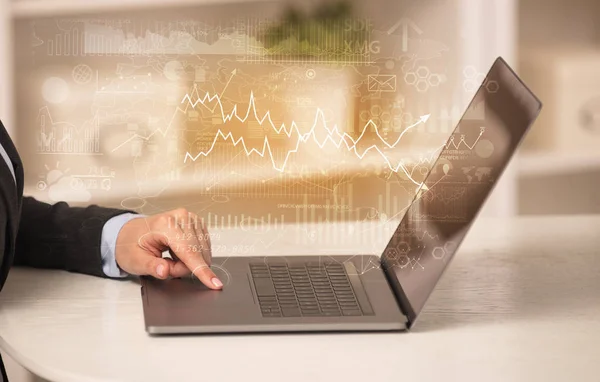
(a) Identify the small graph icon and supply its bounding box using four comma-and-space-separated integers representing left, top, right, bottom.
37, 107, 101, 155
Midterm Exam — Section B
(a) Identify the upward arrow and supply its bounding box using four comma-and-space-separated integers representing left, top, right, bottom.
221, 68, 237, 96
387, 18, 423, 52
210, 68, 237, 113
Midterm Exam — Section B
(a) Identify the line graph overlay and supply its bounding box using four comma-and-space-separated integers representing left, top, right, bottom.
175, 86, 434, 186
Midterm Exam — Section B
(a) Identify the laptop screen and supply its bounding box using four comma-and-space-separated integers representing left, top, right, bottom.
381, 58, 542, 325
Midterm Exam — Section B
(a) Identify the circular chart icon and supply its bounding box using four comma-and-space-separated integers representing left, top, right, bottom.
72, 64, 93, 84
475, 139, 494, 158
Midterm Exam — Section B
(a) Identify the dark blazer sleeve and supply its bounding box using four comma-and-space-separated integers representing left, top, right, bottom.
14, 197, 132, 277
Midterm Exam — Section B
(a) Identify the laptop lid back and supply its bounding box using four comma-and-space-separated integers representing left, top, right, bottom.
381, 57, 542, 327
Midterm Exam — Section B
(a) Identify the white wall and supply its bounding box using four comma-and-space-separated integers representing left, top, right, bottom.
458, 0, 518, 217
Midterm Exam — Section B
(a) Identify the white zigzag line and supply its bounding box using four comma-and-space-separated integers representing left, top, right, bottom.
180, 87, 431, 185
112, 85, 482, 187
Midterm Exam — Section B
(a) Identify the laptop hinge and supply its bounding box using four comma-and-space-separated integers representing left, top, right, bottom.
380, 257, 417, 328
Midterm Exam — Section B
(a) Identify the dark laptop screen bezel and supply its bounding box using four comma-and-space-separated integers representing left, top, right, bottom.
380, 57, 542, 327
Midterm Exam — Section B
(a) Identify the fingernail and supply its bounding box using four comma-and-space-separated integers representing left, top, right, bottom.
157, 264, 165, 277
211, 277, 223, 288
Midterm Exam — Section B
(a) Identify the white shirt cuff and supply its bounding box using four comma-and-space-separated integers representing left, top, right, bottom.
100, 213, 145, 278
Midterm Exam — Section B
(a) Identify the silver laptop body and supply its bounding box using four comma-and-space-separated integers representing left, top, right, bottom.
141, 57, 542, 334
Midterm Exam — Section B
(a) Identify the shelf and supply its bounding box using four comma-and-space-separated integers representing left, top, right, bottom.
11, 0, 278, 18
518, 151, 600, 177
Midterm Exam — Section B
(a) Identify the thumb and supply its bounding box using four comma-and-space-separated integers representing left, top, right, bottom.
146, 257, 171, 279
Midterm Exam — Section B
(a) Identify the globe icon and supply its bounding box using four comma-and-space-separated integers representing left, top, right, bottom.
72, 64, 93, 84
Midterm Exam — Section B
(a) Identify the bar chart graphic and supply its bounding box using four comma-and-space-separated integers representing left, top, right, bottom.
37, 107, 101, 155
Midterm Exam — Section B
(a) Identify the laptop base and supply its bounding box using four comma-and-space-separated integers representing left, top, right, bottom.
141, 255, 408, 334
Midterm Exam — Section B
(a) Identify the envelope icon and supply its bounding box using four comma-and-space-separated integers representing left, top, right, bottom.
368, 74, 397, 92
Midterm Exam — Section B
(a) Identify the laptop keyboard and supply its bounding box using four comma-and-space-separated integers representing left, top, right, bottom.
250, 262, 364, 318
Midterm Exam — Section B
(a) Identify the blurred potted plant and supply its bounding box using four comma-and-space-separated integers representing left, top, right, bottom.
258, 0, 370, 63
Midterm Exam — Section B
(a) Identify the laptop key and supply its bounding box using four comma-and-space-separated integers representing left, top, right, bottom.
268, 265, 287, 269
318, 299, 336, 305
329, 276, 350, 284
333, 285, 352, 290
279, 301, 297, 307
331, 279, 350, 285
279, 297, 296, 303
315, 291, 334, 296
254, 278, 276, 297
316, 298, 335, 303
342, 310, 362, 316
316, 292, 335, 297
275, 288, 295, 294
298, 297, 317, 302
334, 291, 354, 296
301, 306, 320, 312
316, 291, 334, 296
282, 308, 301, 317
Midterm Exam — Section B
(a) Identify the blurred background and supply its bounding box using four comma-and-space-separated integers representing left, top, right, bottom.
1, 0, 599, 380
1, 0, 598, 226
1, 0, 598, 227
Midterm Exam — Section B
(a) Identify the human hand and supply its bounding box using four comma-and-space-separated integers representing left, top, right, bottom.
114, 208, 223, 290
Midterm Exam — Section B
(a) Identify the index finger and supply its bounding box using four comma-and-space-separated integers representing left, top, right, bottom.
175, 243, 222, 289
167, 217, 222, 290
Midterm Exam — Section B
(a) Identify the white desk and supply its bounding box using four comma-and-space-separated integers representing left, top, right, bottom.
1, 216, 600, 382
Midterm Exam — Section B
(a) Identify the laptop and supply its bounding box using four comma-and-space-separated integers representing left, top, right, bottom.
140, 57, 542, 334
